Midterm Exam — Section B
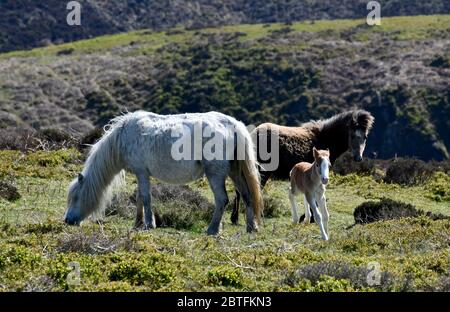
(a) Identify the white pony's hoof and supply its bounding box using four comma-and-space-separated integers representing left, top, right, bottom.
144, 222, 156, 230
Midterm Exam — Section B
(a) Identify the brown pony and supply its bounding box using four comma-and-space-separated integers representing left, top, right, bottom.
231, 109, 374, 224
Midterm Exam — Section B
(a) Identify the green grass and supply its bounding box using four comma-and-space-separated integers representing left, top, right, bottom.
0, 150, 449, 291
360, 14, 450, 40
1, 15, 449, 60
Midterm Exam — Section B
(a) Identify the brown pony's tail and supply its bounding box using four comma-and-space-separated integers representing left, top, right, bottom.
238, 130, 263, 227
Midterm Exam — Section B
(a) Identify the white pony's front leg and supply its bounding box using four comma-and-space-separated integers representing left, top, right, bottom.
289, 188, 299, 224
137, 173, 156, 230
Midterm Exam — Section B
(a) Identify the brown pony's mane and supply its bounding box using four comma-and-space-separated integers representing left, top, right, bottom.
301, 109, 374, 163
303, 109, 375, 134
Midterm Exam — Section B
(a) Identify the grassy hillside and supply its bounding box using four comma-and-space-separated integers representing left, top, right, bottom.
0, 149, 449, 291
1, 0, 450, 53
1, 15, 449, 160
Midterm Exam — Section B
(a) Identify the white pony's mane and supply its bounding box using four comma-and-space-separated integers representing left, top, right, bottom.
71, 114, 130, 219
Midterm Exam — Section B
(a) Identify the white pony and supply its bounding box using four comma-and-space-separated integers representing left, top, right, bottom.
65, 111, 263, 235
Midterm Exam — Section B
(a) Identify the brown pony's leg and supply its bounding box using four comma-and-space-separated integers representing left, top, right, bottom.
231, 171, 271, 225
230, 191, 241, 225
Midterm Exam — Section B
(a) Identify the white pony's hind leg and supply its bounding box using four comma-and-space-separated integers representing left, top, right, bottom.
134, 191, 145, 229
289, 188, 299, 224
303, 195, 311, 224
205, 162, 230, 236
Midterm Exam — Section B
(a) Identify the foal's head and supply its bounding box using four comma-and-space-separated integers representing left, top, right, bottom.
348, 110, 375, 162
313, 147, 331, 185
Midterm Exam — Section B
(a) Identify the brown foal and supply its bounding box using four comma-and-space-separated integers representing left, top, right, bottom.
289, 148, 331, 240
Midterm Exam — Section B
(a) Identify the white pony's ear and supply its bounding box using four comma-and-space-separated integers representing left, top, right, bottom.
78, 173, 84, 183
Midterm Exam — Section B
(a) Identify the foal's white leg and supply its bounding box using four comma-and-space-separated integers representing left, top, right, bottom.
316, 186, 329, 238
306, 193, 329, 241
303, 195, 311, 224
289, 187, 299, 224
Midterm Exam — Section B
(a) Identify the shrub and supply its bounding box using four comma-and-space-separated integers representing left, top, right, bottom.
422, 277, 450, 292
106, 184, 215, 230
427, 160, 450, 175
262, 194, 285, 218
106, 191, 136, 219
207, 265, 243, 288
294, 276, 356, 292
23, 275, 56, 292
0, 128, 78, 152
425, 172, 450, 202
429, 55, 450, 68
108, 254, 174, 288
0, 180, 21, 201
333, 152, 376, 176
0, 148, 82, 179
0, 244, 41, 270
353, 198, 449, 224
25, 221, 64, 234
79, 128, 104, 150
283, 261, 395, 291
384, 158, 433, 185
56, 231, 125, 255
151, 184, 214, 230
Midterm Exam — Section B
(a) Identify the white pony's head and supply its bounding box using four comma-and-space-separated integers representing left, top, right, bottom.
64, 173, 88, 225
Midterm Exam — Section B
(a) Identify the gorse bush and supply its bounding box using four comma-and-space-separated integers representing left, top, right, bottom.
384, 158, 433, 185
0, 128, 78, 152
56, 231, 126, 255
152, 184, 214, 230
283, 261, 395, 291
108, 253, 174, 288
107, 184, 215, 231
353, 198, 450, 224
354, 198, 422, 224
384, 158, 450, 186
425, 172, 450, 202
207, 265, 244, 288
333, 152, 376, 176
429, 55, 450, 68
0, 180, 21, 201
79, 128, 104, 150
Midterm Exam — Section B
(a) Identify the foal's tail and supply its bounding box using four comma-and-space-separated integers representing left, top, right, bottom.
236, 125, 264, 226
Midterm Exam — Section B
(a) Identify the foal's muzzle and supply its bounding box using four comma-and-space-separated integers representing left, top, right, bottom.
322, 177, 329, 185
354, 155, 363, 162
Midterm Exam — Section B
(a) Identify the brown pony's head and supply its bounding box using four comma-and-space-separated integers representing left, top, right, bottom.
348, 110, 375, 162
313, 147, 331, 185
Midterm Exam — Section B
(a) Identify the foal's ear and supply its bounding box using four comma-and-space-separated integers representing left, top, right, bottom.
78, 173, 84, 183
313, 147, 319, 158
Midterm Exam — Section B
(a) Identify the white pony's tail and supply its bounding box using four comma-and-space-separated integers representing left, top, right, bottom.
235, 123, 264, 225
